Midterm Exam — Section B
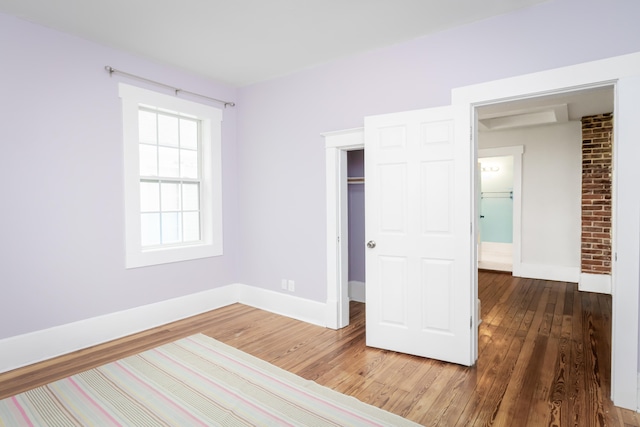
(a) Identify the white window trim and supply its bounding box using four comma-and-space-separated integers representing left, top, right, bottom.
119, 83, 223, 268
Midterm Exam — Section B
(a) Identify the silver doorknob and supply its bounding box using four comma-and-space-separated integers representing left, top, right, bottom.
367, 240, 376, 249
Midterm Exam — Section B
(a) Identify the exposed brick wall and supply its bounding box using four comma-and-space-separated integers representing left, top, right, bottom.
581, 113, 613, 275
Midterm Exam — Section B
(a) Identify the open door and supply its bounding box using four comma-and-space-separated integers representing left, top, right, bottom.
364, 105, 473, 366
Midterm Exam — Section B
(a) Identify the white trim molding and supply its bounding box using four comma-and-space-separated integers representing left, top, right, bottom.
637, 372, 640, 412
0, 285, 328, 374
0, 285, 240, 374
119, 83, 224, 268
579, 273, 612, 294
453, 51, 640, 410
323, 128, 365, 330
238, 286, 327, 328
518, 263, 580, 283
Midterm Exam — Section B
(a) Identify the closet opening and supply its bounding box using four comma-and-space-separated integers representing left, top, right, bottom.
346, 149, 366, 303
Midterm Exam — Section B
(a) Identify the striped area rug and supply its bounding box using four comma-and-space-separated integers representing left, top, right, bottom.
0, 334, 419, 426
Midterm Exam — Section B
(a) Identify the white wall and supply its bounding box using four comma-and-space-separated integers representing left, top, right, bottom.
479, 156, 514, 194
479, 122, 582, 279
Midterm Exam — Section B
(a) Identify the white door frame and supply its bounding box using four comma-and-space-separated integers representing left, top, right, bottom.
324, 128, 364, 329
325, 52, 640, 410
454, 52, 640, 410
478, 146, 524, 274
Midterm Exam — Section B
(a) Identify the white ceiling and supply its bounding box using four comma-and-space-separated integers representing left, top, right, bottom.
0, 0, 549, 87
478, 85, 614, 131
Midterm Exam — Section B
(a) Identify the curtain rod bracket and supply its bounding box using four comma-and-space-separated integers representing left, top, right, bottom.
104, 65, 235, 108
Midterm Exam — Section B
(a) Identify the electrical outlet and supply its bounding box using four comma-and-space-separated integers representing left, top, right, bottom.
281, 279, 288, 290
287, 280, 295, 292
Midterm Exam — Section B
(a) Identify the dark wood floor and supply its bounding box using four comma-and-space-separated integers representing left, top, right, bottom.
2, 271, 639, 426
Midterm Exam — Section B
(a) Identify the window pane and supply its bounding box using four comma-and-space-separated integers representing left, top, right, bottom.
161, 212, 181, 244
138, 110, 157, 144
180, 119, 198, 150
141, 213, 160, 246
182, 183, 199, 211
158, 114, 179, 147
158, 146, 180, 177
139, 145, 158, 176
161, 182, 181, 211
140, 182, 160, 212
183, 212, 200, 242
180, 149, 198, 179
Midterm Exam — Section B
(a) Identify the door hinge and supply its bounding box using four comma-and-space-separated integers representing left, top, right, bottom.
470, 316, 473, 329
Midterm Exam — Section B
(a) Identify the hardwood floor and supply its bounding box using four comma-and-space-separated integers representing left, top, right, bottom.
2, 271, 639, 426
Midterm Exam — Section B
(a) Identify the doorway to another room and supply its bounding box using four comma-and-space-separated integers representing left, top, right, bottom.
478, 156, 513, 272
477, 150, 522, 273
475, 86, 613, 285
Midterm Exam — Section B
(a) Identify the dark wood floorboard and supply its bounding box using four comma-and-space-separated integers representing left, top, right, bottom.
1, 271, 639, 426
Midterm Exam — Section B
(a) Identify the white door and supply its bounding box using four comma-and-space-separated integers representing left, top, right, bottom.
364, 105, 473, 366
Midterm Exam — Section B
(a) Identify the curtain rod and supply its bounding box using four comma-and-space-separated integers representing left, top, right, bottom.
105, 66, 235, 108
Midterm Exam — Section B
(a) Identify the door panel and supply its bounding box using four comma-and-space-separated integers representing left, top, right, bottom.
421, 161, 452, 233
365, 106, 472, 365
379, 256, 408, 326
422, 259, 454, 332
379, 164, 407, 233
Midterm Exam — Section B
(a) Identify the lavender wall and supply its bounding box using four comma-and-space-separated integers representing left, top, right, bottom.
0, 13, 239, 340
236, 0, 640, 302
2, 0, 639, 342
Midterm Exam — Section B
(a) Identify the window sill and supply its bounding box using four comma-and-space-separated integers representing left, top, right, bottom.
125, 241, 222, 269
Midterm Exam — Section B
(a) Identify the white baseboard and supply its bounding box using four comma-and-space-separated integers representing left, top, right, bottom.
324, 298, 340, 330
238, 286, 327, 327
637, 372, 640, 412
518, 263, 580, 283
0, 284, 328, 374
579, 273, 612, 294
349, 280, 366, 303
0, 285, 241, 374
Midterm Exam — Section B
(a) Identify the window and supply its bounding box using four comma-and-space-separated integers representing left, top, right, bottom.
120, 84, 223, 268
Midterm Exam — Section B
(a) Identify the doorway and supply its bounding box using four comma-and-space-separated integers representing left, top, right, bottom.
479, 155, 514, 272
477, 146, 524, 273
454, 56, 640, 409
475, 87, 612, 283
323, 128, 365, 330
346, 149, 365, 303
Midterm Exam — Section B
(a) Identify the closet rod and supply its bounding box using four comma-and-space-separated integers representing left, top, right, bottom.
481, 191, 513, 199
105, 66, 236, 108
